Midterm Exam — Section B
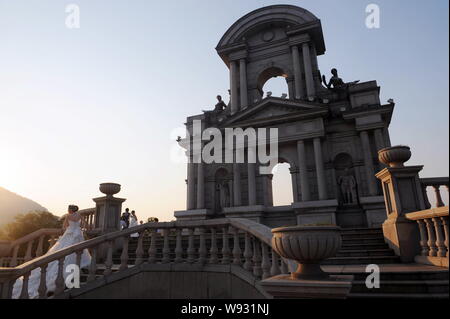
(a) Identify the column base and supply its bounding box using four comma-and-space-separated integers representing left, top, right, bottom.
382, 216, 420, 263
293, 200, 338, 226
360, 196, 387, 228
223, 205, 265, 224
174, 209, 213, 221
261, 274, 353, 299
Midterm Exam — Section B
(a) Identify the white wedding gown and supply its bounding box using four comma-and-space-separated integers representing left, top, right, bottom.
12, 216, 91, 299
129, 216, 139, 238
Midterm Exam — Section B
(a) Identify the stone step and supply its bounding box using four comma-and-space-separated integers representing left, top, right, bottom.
336, 249, 395, 257
322, 255, 400, 265
342, 238, 386, 245
349, 292, 449, 299
349, 280, 449, 294
341, 243, 389, 250
341, 233, 384, 240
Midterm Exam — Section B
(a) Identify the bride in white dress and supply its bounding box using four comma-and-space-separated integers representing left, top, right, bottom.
129, 211, 139, 238
12, 205, 91, 299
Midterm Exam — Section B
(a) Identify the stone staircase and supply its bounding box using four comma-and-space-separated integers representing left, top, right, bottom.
80, 228, 447, 299
323, 228, 400, 265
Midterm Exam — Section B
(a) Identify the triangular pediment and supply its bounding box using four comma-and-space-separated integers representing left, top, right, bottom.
222, 97, 328, 127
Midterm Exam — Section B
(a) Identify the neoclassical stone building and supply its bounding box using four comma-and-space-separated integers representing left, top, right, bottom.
175, 5, 394, 228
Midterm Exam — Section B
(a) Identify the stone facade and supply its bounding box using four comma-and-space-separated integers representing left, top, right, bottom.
175, 5, 394, 228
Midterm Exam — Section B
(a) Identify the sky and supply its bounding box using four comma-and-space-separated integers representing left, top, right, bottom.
0, 0, 448, 222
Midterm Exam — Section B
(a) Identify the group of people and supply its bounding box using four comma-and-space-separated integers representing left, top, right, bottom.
120, 208, 142, 238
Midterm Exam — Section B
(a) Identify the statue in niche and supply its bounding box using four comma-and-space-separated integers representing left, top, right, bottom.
322, 68, 360, 90
216, 180, 231, 211
337, 168, 358, 205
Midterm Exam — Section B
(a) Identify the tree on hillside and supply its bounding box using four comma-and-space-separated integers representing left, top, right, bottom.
1, 211, 63, 241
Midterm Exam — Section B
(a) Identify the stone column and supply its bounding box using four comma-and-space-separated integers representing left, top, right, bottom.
360, 131, 378, 196
297, 140, 311, 201
248, 147, 257, 206
302, 42, 315, 99
290, 167, 299, 202
187, 161, 196, 210
374, 129, 385, 152
291, 46, 305, 99
239, 59, 248, 109
313, 138, 327, 200
233, 163, 242, 206
93, 184, 126, 235
230, 61, 239, 114
196, 161, 205, 209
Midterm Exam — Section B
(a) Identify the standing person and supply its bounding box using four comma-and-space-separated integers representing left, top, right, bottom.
129, 210, 139, 238
122, 208, 131, 228
12, 205, 91, 299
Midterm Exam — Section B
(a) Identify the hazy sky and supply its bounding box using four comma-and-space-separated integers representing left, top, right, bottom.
0, 0, 448, 221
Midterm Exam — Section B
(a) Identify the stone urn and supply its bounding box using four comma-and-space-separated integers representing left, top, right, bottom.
99, 183, 121, 197
378, 145, 411, 168
271, 226, 342, 280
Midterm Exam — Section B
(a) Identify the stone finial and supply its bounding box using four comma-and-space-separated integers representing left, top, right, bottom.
378, 145, 412, 168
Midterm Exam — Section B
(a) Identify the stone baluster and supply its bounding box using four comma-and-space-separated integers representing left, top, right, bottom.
148, 229, 157, 264
433, 217, 446, 257
417, 220, 429, 256
87, 247, 97, 282
221, 227, 231, 264
252, 239, 262, 278
38, 264, 48, 299
243, 233, 253, 271
433, 185, 445, 207
162, 229, 171, 264
135, 232, 144, 266
24, 240, 33, 262
36, 235, 45, 257
104, 241, 113, 276
187, 228, 195, 263
19, 272, 30, 299
174, 228, 183, 263
261, 243, 271, 279
10, 245, 19, 267
55, 258, 65, 294
425, 219, 438, 257
280, 260, 288, 274
75, 250, 82, 270
232, 227, 242, 266
198, 227, 207, 265
209, 228, 219, 264
270, 249, 281, 276
442, 216, 449, 258
422, 184, 432, 209
120, 237, 129, 270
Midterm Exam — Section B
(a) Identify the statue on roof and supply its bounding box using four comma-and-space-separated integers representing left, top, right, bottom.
322, 68, 359, 90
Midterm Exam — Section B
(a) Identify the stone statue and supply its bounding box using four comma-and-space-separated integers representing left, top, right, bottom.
214, 95, 227, 112
337, 169, 358, 205
322, 68, 359, 90
216, 180, 230, 210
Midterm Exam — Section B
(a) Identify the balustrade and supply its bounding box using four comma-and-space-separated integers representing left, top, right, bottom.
406, 206, 449, 266
0, 218, 286, 299
420, 178, 449, 209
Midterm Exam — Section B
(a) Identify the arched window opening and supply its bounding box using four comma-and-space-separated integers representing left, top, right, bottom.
262, 76, 289, 99
271, 162, 293, 206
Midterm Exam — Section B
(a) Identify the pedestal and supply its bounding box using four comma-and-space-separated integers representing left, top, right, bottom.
261, 274, 353, 299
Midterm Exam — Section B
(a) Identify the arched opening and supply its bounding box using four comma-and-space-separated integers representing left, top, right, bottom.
271, 162, 293, 206
257, 67, 290, 99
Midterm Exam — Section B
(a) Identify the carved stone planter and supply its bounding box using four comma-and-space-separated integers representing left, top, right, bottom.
99, 183, 121, 197
378, 145, 412, 168
271, 226, 342, 279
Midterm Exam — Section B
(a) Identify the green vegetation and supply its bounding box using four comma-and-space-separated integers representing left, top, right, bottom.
0, 211, 63, 241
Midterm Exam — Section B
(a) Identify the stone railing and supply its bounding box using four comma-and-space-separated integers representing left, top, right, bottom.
406, 206, 449, 267
0, 229, 63, 268
0, 218, 287, 299
78, 208, 96, 232
420, 177, 449, 209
